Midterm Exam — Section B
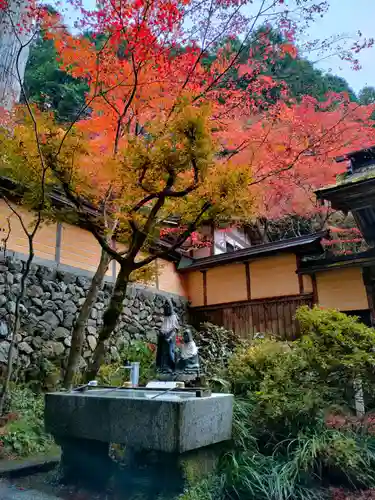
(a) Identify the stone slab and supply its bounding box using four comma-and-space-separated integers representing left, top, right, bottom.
0, 455, 60, 479
45, 390, 233, 453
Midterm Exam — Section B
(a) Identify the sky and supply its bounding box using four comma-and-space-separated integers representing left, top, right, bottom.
61, 0, 374, 95
305, 0, 374, 94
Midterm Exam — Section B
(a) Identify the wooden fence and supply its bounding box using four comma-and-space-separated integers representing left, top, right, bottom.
189, 294, 313, 339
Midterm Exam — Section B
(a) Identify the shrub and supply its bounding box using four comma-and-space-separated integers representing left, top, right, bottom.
202, 307, 375, 500
98, 340, 156, 386
296, 306, 375, 408
195, 322, 241, 378
228, 339, 329, 439
0, 386, 54, 458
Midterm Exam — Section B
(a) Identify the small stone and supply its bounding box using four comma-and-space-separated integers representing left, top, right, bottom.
42, 340, 65, 358
0, 342, 10, 363
39, 311, 59, 329
53, 327, 70, 340
67, 284, 76, 295
123, 307, 132, 317
0, 295, 6, 308
0, 321, 8, 338
78, 356, 87, 369
28, 284, 43, 298
76, 286, 85, 297
63, 300, 77, 314
95, 303, 105, 311
6, 272, 14, 285
15, 333, 22, 343
83, 350, 91, 358
51, 292, 64, 301
18, 341, 33, 354
32, 297, 43, 308
64, 337, 71, 347
21, 355, 31, 369
61, 272, 76, 285
63, 314, 75, 328
56, 310, 64, 323
44, 300, 57, 311
87, 326, 96, 336
87, 335, 97, 351
139, 310, 148, 320
14, 273, 23, 283
90, 309, 98, 320
11, 283, 21, 296
32, 336, 43, 349
78, 298, 86, 306
87, 319, 97, 326
8, 259, 22, 273
76, 276, 89, 288
7, 302, 16, 314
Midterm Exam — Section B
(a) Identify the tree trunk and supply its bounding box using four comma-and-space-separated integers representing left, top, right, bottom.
84, 263, 130, 382
0, 250, 34, 415
63, 249, 112, 390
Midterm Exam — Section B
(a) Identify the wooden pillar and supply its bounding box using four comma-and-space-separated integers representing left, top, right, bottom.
155, 259, 160, 290
55, 222, 62, 264
311, 273, 318, 305
245, 261, 251, 300
362, 267, 375, 326
202, 270, 207, 306
210, 222, 215, 256
296, 255, 304, 294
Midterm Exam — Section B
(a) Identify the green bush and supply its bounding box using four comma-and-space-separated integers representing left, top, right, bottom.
98, 340, 156, 386
296, 306, 375, 406
228, 339, 329, 439
0, 387, 54, 458
182, 307, 375, 500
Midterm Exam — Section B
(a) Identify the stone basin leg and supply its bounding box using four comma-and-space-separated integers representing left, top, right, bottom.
116, 443, 225, 500
57, 437, 113, 489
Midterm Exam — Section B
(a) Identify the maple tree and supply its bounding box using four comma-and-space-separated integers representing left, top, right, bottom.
1, 0, 375, 384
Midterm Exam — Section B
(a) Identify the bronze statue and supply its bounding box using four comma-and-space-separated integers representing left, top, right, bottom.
175, 326, 200, 381
156, 298, 179, 375
156, 299, 200, 382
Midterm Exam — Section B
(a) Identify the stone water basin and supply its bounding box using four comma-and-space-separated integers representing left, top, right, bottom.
45, 389, 233, 453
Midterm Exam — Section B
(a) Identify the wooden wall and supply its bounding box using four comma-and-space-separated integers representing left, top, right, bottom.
316, 267, 368, 311
0, 200, 186, 295
0, 200, 57, 260
250, 254, 299, 299
186, 250, 371, 338
184, 252, 301, 306
191, 294, 313, 339
185, 271, 204, 306
156, 259, 187, 296
207, 263, 247, 304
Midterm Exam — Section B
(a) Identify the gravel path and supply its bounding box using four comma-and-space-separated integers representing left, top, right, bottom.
0, 480, 60, 500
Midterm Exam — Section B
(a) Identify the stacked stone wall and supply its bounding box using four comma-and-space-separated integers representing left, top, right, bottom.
0, 256, 187, 375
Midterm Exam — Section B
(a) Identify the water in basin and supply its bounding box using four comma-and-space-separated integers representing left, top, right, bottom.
79, 388, 198, 401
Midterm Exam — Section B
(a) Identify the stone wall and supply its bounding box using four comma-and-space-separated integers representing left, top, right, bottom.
0, 256, 187, 377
